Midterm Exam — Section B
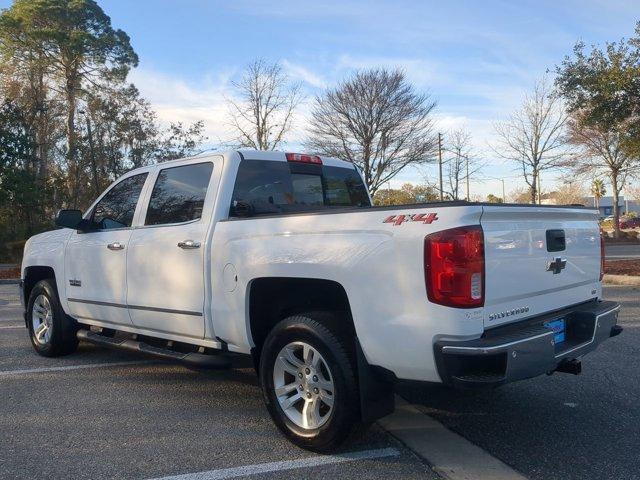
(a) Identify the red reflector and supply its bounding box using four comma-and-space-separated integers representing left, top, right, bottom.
285, 152, 322, 164
600, 233, 605, 281
424, 225, 485, 308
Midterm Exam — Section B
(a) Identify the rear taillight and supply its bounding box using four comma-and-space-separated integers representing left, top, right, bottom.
600, 234, 605, 281
285, 152, 322, 164
424, 225, 485, 308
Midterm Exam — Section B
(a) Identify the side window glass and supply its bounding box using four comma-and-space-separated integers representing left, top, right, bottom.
91, 173, 148, 230
145, 162, 213, 226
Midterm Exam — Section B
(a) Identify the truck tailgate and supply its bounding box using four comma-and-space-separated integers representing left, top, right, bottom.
481, 205, 601, 328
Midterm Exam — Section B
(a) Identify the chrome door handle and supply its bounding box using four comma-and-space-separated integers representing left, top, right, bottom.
178, 240, 201, 249
107, 242, 125, 251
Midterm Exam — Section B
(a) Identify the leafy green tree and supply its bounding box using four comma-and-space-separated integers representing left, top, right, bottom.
156, 121, 208, 161
0, 101, 51, 243
0, 0, 138, 207
591, 178, 606, 208
0, 0, 210, 253
373, 183, 438, 206
556, 25, 640, 153
486, 194, 503, 204
556, 24, 640, 236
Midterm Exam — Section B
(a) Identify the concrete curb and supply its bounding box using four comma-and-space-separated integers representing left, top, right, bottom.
378, 396, 528, 480
603, 274, 640, 286
0, 279, 19, 285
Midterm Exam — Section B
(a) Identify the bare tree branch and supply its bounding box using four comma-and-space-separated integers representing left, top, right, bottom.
226, 59, 303, 151
442, 127, 484, 200
492, 77, 571, 203
567, 109, 640, 234
304, 68, 437, 195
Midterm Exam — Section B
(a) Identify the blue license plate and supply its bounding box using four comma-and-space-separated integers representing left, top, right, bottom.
545, 318, 566, 344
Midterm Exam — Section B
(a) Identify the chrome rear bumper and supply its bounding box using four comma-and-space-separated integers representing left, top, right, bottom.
434, 300, 621, 388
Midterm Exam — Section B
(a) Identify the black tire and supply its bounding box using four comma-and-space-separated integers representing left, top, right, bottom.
27, 279, 78, 357
259, 312, 360, 452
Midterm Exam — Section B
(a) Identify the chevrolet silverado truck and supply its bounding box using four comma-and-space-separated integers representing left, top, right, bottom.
20, 150, 622, 451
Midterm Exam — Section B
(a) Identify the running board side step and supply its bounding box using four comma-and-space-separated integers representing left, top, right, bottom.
77, 329, 232, 369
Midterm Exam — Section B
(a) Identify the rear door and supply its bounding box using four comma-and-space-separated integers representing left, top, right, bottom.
126, 159, 217, 339
481, 205, 601, 328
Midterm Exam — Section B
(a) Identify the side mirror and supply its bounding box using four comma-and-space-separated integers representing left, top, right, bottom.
55, 209, 83, 229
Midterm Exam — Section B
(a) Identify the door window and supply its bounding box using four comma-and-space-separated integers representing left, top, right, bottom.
145, 162, 213, 226
91, 173, 148, 230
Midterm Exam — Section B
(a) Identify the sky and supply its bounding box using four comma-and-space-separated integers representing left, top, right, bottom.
2, 0, 638, 199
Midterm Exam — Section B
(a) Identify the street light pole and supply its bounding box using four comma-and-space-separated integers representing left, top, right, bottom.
438, 133, 443, 201
501, 179, 506, 203
465, 155, 470, 201
537, 174, 542, 204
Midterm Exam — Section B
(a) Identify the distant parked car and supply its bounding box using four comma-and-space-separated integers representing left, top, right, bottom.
620, 217, 640, 229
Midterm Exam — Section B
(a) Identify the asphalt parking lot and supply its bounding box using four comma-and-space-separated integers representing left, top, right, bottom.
400, 285, 639, 480
605, 243, 640, 259
0, 284, 435, 480
1, 284, 637, 480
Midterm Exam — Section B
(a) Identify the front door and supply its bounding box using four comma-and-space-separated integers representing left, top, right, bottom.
65, 172, 148, 326
127, 161, 215, 339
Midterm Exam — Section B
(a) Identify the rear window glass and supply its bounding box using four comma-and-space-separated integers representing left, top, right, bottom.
230, 159, 370, 217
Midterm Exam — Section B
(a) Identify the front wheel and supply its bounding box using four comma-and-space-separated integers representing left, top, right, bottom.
27, 279, 78, 357
259, 313, 360, 452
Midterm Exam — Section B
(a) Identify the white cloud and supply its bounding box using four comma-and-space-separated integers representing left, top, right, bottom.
336, 54, 447, 89
282, 60, 327, 89
127, 62, 565, 200
128, 67, 234, 144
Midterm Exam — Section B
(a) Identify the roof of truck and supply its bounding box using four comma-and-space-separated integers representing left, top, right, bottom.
154, 149, 356, 170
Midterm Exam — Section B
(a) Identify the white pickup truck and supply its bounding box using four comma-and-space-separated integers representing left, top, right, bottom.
20, 150, 621, 451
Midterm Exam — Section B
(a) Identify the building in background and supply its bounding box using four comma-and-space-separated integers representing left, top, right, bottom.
583, 196, 640, 217
540, 193, 640, 217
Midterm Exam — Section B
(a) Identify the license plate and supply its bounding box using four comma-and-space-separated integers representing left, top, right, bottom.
544, 318, 566, 344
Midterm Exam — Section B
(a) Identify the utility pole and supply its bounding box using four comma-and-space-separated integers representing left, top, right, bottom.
501, 179, 506, 203
465, 155, 470, 201
438, 133, 443, 201
624, 191, 629, 215
537, 173, 542, 205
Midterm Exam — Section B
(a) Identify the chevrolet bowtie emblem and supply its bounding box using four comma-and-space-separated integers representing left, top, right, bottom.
546, 257, 567, 274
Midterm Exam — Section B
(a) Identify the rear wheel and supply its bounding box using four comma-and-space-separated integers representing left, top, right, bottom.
259, 312, 360, 452
27, 279, 78, 357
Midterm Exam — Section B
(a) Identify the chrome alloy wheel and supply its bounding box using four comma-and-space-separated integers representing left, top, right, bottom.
273, 341, 335, 430
31, 294, 53, 345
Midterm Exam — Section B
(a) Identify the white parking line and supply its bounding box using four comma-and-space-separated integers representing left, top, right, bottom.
0, 325, 23, 329
150, 447, 400, 480
0, 360, 151, 377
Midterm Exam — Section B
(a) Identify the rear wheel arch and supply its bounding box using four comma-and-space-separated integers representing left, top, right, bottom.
247, 277, 356, 357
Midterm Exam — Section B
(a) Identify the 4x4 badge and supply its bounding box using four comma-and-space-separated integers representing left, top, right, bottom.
383, 213, 438, 226
546, 257, 567, 274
